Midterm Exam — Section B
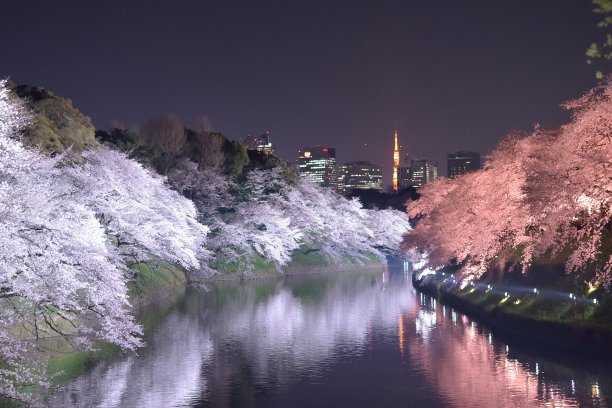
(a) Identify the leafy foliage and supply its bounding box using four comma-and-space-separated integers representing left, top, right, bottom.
222, 139, 250, 177
95, 128, 140, 153
244, 149, 300, 184
140, 114, 187, 173
586, 0, 612, 78
10, 83, 96, 154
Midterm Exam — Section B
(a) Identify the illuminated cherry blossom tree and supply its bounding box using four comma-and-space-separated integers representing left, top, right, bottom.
404, 134, 535, 276
525, 81, 612, 281
171, 165, 411, 271
0, 80, 141, 401
65, 149, 211, 275
246, 169, 411, 264
403, 81, 611, 283
171, 165, 302, 270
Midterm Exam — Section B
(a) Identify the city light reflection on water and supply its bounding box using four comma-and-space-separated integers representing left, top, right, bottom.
49, 265, 612, 407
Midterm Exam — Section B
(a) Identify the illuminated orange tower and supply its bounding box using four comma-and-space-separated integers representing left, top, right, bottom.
392, 128, 399, 192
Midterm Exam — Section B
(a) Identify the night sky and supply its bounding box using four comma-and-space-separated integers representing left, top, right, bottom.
0, 0, 603, 185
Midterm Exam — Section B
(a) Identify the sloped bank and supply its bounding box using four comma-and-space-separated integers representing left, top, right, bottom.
205, 250, 385, 282
130, 248, 385, 301
412, 272, 612, 358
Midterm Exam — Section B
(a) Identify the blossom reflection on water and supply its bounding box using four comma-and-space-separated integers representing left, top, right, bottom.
49, 266, 612, 407
406, 291, 608, 408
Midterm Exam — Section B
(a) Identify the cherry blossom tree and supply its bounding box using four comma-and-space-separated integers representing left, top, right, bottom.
408, 134, 535, 277
170, 164, 411, 271
65, 149, 211, 276
171, 165, 302, 271
525, 81, 612, 282
403, 81, 611, 284
270, 176, 410, 263
0, 80, 141, 402
169, 159, 234, 218
366, 207, 414, 254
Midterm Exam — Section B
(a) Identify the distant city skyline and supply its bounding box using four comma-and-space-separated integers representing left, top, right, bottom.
295, 133, 481, 191
0, 1, 602, 187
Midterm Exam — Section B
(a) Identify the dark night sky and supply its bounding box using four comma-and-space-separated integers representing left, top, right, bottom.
0, 0, 603, 185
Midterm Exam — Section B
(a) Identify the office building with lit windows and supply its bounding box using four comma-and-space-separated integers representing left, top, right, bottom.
447, 151, 481, 179
298, 147, 339, 191
399, 157, 438, 189
409, 158, 438, 188
398, 166, 412, 190
339, 161, 383, 193
244, 131, 275, 155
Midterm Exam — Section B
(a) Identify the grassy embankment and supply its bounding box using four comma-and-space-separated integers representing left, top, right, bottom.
45, 258, 187, 386
413, 243, 612, 356
209, 242, 383, 279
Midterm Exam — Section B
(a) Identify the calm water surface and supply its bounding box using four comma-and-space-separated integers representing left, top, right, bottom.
49, 265, 612, 407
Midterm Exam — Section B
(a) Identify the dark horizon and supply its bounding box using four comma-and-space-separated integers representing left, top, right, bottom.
0, 0, 603, 184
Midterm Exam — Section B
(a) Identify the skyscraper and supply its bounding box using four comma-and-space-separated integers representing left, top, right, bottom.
255, 132, 274, 155
392, 129, 399, 192
398, 166, 412, 190
244, 132, 274, 155
408, 158, 438, 188
447, 151, 481, 179
298, 147, 339, 191
339, 161, 383, 193
399, 157, 438, 189
398, 152, 412, 189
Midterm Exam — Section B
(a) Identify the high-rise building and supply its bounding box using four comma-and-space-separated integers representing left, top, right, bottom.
398, 166, 412, 190
392, 129, 400, 192
256, 132, 274, 155
339, 161, 383, 193
244, 132, 274, 155
298, 147, 339, 191
408, 158, 438, 188
447, 151, 481, 179
398, 153, 412, 189
399, 157, 438, 189
337, 164, 347, 193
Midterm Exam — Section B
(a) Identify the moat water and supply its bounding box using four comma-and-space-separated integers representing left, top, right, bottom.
49, 264, 612, 407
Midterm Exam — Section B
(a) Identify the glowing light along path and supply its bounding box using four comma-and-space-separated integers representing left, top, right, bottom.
415, 270, 600, 305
